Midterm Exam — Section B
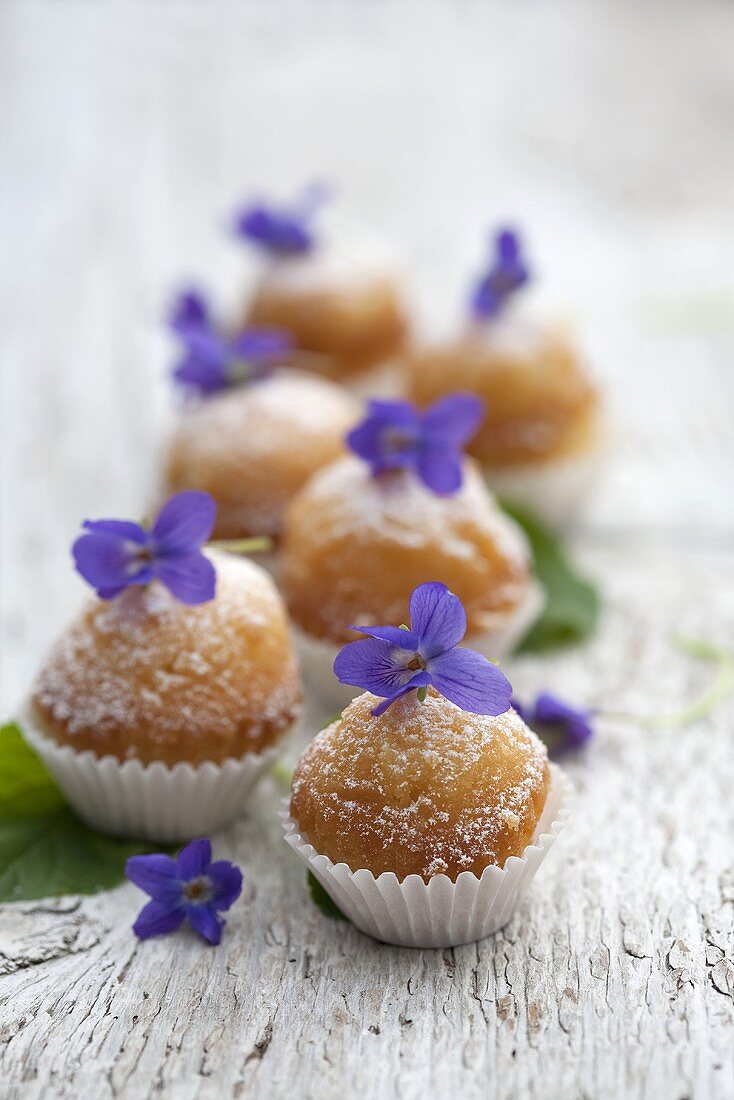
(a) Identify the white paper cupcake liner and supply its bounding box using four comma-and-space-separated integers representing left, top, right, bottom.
483, 439, 606, 529
291, 579, 545, 711
21, 706, 281, 843
283, 764, 572, 948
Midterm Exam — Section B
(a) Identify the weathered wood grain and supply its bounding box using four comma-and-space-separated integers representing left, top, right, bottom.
1, 2, 733, 1098
1, 548, 733, 1100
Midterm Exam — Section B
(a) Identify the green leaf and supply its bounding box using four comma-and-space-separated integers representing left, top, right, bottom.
0, 721, 168, 902
307, 871, 347, 922
0, 808, 160, 903
499, 499, 601, 652
0, 722, 66, 822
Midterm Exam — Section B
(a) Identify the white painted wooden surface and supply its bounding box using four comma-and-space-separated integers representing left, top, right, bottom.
1, 2, 733, 1097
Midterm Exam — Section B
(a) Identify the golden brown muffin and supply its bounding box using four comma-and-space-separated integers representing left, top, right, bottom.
245, 277, 407, 381
279, 455, 533, 644
290, 690, 550, 881
164, 371, 359, 539
31, 552, 301, 766
407, 318, 601, 467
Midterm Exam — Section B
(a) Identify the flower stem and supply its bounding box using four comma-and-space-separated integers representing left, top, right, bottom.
598, 635, 734, 729
207, 536, 273, 556
270, 761, 294, 788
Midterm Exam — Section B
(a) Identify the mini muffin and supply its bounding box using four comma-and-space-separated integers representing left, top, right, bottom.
233, 189, 408, 383
279, 405, 543, 705
24, 492, 302, 841
406, 228, 604, 527
291, 689, 550, 881
283, 593, 571, 948
281, 456, 537, 644
165, 290, 359, 540
32, 552, 300, 766
165, 370, 359, 540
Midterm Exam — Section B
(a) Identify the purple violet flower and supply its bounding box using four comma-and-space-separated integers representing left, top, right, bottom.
471, 228, 530, 320
72, 490, 217, 605
126, 838, 243, 945
169, 289, 292, 398
346, 394, 484, 495
513, 692, 593, 757
233, 183, 328, 256
333, 581, 513, 717
169, 288, 209, 333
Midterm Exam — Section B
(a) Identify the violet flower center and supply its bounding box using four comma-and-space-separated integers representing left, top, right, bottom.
491, 270, 516, 294
184, 876, 213, 904
381, 426, 418, 455
227, 357, 254, 384
124, 543, 154, 576
332, 581, 513, 718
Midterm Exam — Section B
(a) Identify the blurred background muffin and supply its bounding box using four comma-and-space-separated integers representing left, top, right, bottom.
234, 188, 409, 385
280, 397, 543, 705
407, 229, 604, 527
163, 289, 359, 540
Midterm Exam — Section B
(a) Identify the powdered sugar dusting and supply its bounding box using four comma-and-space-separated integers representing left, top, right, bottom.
465, 309, 562, 361
171, 371, 357, 453
281, 455, 533, 639
32, 552, 301, 764
289, 456, 529, 565
291, 690, 550, 881
166, 371, 358, 536
258, 215, 402, 295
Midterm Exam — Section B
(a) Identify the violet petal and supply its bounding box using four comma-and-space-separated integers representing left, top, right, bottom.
409, 582, 466, 658
347, 625, 420, 649
151, 491, 216, 552
333, 637, 421, 695
132, 899, 186, 940
176, 838, 212, 879
420, 394, 485, 445
187, 905, 224, 945
125, 853, 181, 898
427, 647, 512, 715
416, 444, 463, 495
72, 532, 150, 593
370, 670, 432, 716
207, 861, 244, 910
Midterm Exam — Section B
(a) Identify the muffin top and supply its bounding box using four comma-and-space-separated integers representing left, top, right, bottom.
165, 370, 358, 538
32, 552, 301, 766
246, 280, 406, 380
290, 689, 550, 881
241, 214, 407, 378
254, 215, 403, 295
408, 317, 599, 465
280, 456, 532, 642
